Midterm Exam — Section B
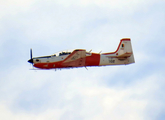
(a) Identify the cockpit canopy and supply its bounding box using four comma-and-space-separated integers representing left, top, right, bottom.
52, 49, 74, 57
59, 52, 71, 56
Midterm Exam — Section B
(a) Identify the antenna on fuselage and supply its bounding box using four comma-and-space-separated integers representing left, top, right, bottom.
89, 49, 92, 53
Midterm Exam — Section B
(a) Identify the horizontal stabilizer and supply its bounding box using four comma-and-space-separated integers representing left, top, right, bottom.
112, 52, 132, 60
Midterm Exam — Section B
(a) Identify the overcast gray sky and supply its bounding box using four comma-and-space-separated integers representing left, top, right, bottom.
0, 0, 165, 120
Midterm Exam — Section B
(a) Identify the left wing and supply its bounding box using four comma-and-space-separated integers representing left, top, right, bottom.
62, 49, 86, 67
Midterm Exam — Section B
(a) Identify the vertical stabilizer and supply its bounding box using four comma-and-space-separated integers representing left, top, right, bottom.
116, 38, 135, 64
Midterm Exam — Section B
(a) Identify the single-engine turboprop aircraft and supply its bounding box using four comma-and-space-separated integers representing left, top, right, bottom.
28, 38, 135, 70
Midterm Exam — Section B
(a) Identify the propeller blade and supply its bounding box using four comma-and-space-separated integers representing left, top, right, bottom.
30, 48, 33, 59
28, 48, 33, 64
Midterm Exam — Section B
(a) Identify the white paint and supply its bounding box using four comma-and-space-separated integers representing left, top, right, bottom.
99, 39, 135, 66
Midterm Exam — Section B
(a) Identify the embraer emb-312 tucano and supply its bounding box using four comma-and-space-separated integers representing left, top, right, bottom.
28, 38, 135, 70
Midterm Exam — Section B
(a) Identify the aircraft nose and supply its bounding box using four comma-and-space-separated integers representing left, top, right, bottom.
28, 59, 33, 64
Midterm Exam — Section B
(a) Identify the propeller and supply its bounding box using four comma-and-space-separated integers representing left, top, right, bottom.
28, 48, 33, 64
30, 48, 32, 59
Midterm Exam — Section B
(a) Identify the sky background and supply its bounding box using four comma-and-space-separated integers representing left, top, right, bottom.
0, 0, 165, 120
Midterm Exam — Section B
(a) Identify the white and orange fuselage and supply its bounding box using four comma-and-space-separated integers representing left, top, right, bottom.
28, 38, 135, 70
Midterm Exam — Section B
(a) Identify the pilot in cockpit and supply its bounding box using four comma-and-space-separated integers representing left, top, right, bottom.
59, 52, 71, 56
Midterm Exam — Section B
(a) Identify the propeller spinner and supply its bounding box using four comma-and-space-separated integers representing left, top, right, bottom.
28, 48, 33, 64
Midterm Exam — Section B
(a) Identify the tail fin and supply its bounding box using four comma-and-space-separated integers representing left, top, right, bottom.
116, 38, 135, 64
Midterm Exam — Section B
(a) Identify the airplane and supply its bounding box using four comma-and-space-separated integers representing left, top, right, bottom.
28, 38, 135, 70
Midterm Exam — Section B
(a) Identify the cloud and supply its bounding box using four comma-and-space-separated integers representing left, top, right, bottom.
0, 0, 37, 17
0, 0, 165, 120
0, 66, 164, 120
54, 0, 155, 10
0, 102, 64, 120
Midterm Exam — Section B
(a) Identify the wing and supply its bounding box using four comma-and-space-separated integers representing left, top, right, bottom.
62, 49, 86, 67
